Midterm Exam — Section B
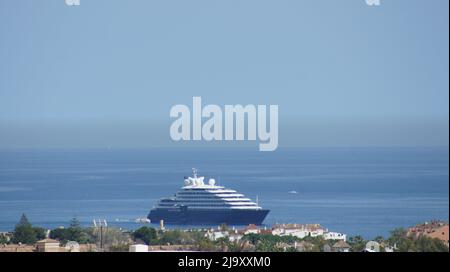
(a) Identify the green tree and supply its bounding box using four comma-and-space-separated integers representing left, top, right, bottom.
385, 227, 448, 252
348, 235, 366, 252
302, 236, 327, 251
11, 214, 38, 244
67, 217, 90, 243
133, 226, 157, 245
242, 233, 261, 245
49, 218, 93, 244
374, 235, 385, 244
50, 228, 70, 242
92, 227, 130, 251
228, 239, 254, 252
241, 233, 290, 252
158, 229, 201, 245
18, 213, 31, 227
70, 217, 81, 228
109, 243, 131, 252
197, 238, 217, 251
388, 228, 406, 244
414, 236, 448, 252
0, 233, 9, 244
33, 227, 47, 240
387, 228, 412, 251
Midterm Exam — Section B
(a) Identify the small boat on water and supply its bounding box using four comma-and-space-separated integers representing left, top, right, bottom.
135, 217, 151, 223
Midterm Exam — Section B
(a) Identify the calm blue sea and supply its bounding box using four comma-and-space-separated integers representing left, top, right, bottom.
0, 147, 448, 239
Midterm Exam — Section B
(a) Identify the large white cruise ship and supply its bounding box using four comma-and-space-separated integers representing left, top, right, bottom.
147, 169, 270, 225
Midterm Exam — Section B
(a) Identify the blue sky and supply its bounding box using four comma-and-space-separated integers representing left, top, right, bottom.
0, 0, 448, 149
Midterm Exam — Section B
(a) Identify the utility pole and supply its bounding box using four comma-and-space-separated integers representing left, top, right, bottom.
93, 219, 108, 252
100, 224, 103, 251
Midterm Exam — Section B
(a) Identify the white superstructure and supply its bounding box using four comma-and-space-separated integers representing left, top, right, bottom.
155, 168, 262, 210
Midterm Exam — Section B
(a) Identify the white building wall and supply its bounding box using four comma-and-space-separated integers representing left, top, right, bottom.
129, 244, 149, 252
323, 232, 346, 241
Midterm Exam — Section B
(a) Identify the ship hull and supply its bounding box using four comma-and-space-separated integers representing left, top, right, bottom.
148, 208, 270, 225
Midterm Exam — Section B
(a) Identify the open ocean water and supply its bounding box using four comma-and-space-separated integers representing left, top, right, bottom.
0, 147, 448, 239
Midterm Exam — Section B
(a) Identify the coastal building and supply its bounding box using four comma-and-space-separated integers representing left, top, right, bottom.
332, 241, 351, 252
272, 223, 326, 238
207, 223, 348, 245
228, 233, 243, 242
407, 221, 449, 245
206, 226, 248, 242
36, 238, 61, 252
425, 225, 448, 244
0, 244, 35, 252
206, 230, 229, 241
365, 241, 380, 252
383, 244, 395, 252
323, 232, 347, 241
243, 224, 260, 235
